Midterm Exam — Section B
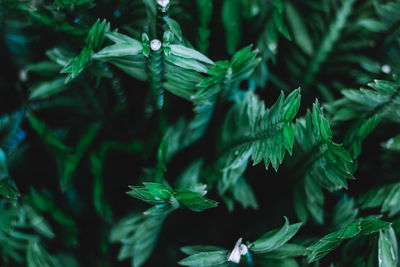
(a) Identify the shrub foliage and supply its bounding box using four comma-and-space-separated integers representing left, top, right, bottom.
1, 0, 400, 266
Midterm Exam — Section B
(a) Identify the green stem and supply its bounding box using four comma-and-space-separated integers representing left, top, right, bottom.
148, 40, 164, 109
302, 0, 356, 91
156, 0, 170, 39
218, 122, 285, 158
292, 142, 328, 178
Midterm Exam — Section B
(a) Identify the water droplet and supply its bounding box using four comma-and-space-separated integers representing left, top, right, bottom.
150, 39, 162, 51
381, 65, 391, 74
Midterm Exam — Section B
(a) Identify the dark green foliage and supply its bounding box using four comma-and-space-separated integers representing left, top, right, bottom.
1, 0, 400, 266
307, 216, 391, 262
179, 217, 303, 266
293, 101, 353, 224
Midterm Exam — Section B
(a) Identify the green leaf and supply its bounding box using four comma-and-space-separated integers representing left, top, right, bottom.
27, 113, 71, 153
251, 217, 302, 254
307, 217, 391, 262
219, 89, 300, 172
165, 54, 210, 73
302, 0, 357, 89
357, 19, 387, 33
295, 101, 353, 195
169, 45, 214, 65
26, 241, 56, 267
359, 183, 400, 217
222, 0, 242, 54
0, 178, 20, 200
26, 189, 77, 235
59, 123, 101, 191
196, 0, 213, 53
93, 41, 143, 60
144, 183, 172, 200
285, 3, 313, 55
177, 196, 218, 211
26, 61, 62, 76
85, 19, 110, 51
29, 78, 68, 101
26, 207, 54, 239
378, 226, 398, 267
231, 177, 258, 209
54, 0, 93, 9
273, 8, 291, 40
107, 56, 148, 81
174, 190, 218, 211
110, 212, 168, 267
90, 153, 113, 222
260, 243, 308, 259
127, 186, 165, 205
60, 47, 93, 82
175, 160, 207, 195
178, 250, 229, 266
331, 196, 358, 229
336, 81, 400, 122
181, 245, 225, 255
105, 32, 139, 44
165, 18, 183, 41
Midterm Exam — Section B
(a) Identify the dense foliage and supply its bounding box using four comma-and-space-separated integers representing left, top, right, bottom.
1, 0, 400, 266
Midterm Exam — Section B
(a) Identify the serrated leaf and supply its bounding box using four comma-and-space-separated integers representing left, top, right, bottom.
220, 89, 300, 172
308, 217, 391, 262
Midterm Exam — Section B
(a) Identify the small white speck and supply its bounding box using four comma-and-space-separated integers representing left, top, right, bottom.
381, 65, 391, 74
234, 150, 239, 155
19, 69, 28, 82
269, 43, 277, 53
387, 138, 394, 146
